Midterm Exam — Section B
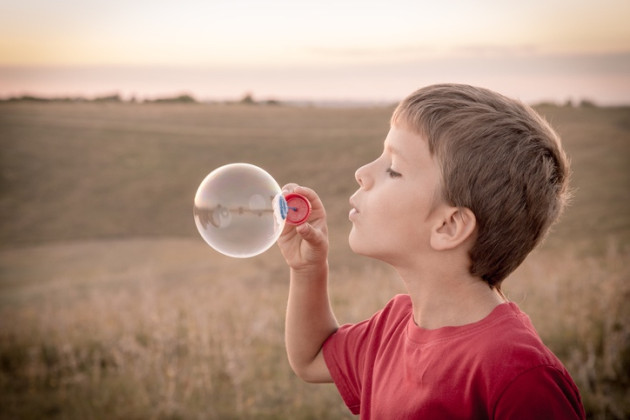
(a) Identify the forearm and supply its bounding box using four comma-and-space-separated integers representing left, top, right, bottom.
285, 260, 338, 381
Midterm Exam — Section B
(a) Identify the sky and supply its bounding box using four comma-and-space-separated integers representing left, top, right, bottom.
1, 0, 629, 104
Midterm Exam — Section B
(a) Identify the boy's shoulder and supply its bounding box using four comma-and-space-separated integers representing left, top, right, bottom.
472, 301, 559, 366
383, 294, 563, 372
438, 300, 572, 389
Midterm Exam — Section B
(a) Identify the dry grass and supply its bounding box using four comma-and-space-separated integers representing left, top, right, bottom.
0, 102, 629, 419
0, 238, 627, 419
505, 240, 630, 418
0, 239, 389, 419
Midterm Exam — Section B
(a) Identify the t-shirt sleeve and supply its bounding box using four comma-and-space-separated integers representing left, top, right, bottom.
322, 295, 410, 415
322, 322, 366, 414
494, 365, 586, 420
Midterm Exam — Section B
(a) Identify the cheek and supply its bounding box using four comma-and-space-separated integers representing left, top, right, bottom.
348, 199, 407, 254
382, 190, 433, 248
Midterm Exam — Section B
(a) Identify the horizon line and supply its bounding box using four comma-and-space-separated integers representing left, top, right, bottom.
2, 92, 627, 108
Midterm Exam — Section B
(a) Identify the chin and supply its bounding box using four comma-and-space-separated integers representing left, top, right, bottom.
348, 231, 365, 255
349, 232, 377, 259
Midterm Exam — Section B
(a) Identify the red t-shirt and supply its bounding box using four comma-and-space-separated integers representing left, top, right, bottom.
323, 294, 585, 419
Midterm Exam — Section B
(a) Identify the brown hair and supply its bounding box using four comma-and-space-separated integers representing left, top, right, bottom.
392, 84, 570, 289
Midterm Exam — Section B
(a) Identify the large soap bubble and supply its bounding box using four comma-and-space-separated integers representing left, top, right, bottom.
193, 163, 310, 258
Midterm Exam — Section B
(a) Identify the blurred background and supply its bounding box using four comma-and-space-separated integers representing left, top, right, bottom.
1, 1, 629, 419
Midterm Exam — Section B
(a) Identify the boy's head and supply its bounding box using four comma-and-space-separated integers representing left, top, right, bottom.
391, 84, 570, 289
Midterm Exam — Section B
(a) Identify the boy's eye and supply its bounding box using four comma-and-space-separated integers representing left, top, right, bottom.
386, 167, 402, 178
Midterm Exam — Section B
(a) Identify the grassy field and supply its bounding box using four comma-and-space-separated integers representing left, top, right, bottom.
0, 102, 629, 419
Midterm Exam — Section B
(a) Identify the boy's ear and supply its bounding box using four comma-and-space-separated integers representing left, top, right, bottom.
430, 206, 477, 251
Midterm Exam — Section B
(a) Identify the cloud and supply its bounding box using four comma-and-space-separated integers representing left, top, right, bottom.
450, 44, 540, 57
304, 44, 438, 60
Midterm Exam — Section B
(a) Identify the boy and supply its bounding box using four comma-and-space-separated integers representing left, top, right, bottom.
277, 84, 585, 419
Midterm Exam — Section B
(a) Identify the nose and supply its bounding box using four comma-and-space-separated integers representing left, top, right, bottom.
355, 162, 373, 189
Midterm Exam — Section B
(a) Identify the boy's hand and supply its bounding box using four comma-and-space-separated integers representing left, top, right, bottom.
277, 184, 329, 270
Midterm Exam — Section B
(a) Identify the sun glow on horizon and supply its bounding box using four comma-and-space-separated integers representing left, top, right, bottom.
1, 0, 629, 103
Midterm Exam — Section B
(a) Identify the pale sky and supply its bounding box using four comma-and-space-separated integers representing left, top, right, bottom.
1, 0, 629, 103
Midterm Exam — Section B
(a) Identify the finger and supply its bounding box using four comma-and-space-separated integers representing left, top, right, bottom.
291, 186, 326, 217
296, 223, 325, 247
281, 183, 299, 194
280, 218, 297, 235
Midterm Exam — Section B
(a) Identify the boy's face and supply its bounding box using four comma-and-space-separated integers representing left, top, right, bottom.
349, 124, 445, 265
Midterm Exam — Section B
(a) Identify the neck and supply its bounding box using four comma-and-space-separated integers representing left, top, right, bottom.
397, 265, 506, 330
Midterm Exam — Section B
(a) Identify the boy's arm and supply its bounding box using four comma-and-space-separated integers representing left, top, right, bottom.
286, 260, 337, 382
278, 185, 338, 383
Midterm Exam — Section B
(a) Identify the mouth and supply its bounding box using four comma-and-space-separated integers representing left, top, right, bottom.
349, 197, 359, 220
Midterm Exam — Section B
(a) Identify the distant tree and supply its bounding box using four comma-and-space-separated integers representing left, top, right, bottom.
532, 101, 559, 108
9, 95, 50, 102
150, 94, 197, 104
93, 94, 122, 103
579, 99, 598, 108
240, 92, 256, 105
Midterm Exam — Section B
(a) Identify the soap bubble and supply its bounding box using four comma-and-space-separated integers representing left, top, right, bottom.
193, 163, 287, 258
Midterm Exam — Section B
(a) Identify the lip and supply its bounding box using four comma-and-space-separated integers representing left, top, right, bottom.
349, 197, 359, 221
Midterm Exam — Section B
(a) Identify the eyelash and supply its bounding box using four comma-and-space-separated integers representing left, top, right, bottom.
386, 167, 402, 178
